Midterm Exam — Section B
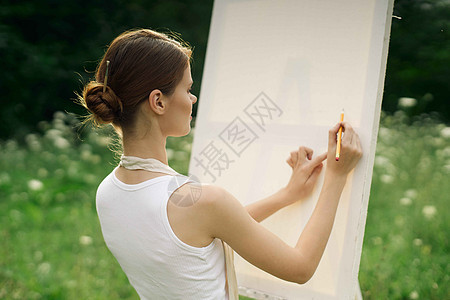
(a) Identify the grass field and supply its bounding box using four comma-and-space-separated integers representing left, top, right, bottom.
1, 111, 448, 299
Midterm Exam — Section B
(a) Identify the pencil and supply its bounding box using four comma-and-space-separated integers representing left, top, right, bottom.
336, 109, 344, 161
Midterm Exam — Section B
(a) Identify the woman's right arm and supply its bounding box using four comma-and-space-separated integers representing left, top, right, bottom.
198, 122, 362, 284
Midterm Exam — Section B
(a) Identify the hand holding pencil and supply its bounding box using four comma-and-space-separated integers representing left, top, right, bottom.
325, 117, 363, 177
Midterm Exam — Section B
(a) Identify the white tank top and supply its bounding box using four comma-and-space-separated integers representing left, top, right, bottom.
96, 166, 228, 299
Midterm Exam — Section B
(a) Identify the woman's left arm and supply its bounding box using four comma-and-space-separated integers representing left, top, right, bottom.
245, 147, 326, 223
245, 188, 293, 223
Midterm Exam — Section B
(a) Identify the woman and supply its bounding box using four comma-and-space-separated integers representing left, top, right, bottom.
79, 29, 362, 299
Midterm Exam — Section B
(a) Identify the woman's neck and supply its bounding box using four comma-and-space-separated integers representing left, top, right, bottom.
122, 130, 168, 165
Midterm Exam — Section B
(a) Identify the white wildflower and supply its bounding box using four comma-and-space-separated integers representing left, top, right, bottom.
53, 111, 66, 121
400, 197, 412, 206
175, 151, 188, 161
52, 118, 67, 131
404, 189, 418, 199
167, 148, 175, 160
55, 169, 65, 177
25, 133, 38, 142
97, 136, 112, 147
0, 172, 11, 185
422, 245, 431, 255
45, 129, 61, 139
444, 164, 450, 174
395, 215, 404, 226
5, 140, 18, 151
440, 127, 450, 138
420, 3, 432, 10
422, 205, 437, 219
42, 151, 54, 161
441, 147, 450, 158
398, 97, 417, 108
183, 143, 192, 152
81, 150, 92, 161
65, 280, 77, 289
38, 120, 50, 131
80, 143, 92, 152
432, 137, 444, 147
11, 192, 29, 202
37, 262, 51, 275
372, 236, 383, 245
413, 239, 423, 246
20, 192, 29, 200
391, 235, 404, 247
432, 282, 438, 289
67, 165, 78, 178
380, 174, 394, 184
38, 168, 48, 178
409, 290, 419, 299
34, 251, 43, 261
28, 179, 43, 191
99, 259, 108, 267
9, 209, 22, 221
54, 137, 70, 149
378, 127, 391, 139
29, 141, 41, 151
375, 156, 390, 167
79, 235, 93, 246
90, 154, 101, 164
417, 156, 432, 171
25, 134, 42, 151
85, 174, 98, 184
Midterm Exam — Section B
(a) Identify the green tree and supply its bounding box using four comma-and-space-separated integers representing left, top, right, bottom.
383, 0, 450, 120
0, 0, 214, 139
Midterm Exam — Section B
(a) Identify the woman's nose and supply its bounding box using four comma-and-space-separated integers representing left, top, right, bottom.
192, 94, 197, 104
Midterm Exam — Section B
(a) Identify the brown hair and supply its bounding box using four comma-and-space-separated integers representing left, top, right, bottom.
78, 29, 192, 132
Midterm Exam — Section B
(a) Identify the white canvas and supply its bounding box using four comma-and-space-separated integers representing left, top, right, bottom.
188, 0, 394, 298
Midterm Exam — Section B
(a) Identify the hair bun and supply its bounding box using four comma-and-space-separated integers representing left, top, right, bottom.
82, 82, 123, 125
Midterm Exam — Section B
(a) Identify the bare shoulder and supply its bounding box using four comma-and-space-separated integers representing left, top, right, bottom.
168, 183, 235, 235
168, 181, 220, 208
166, 182, 225, 248
176, 183, 236, 212
173, 183, 249, 242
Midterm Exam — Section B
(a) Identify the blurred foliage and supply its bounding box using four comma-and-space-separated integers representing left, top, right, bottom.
0, 0, 449, 140
384, 0, 450, 121
0, 111, 448, 298
360, 111, 450, 299
0, 0, 214, 139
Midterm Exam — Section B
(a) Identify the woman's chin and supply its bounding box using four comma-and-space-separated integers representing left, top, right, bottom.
181, 126, 191, 137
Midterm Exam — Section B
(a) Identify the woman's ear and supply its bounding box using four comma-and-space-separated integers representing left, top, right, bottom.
147, 89, 166, 115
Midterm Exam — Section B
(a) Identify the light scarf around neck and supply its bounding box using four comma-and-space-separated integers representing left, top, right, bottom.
119, 155, 238, 300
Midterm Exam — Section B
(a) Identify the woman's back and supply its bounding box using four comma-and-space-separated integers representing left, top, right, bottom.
96, 167, 227, 299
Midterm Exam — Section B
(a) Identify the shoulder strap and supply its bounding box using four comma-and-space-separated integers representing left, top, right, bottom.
222, 240, 239, 299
